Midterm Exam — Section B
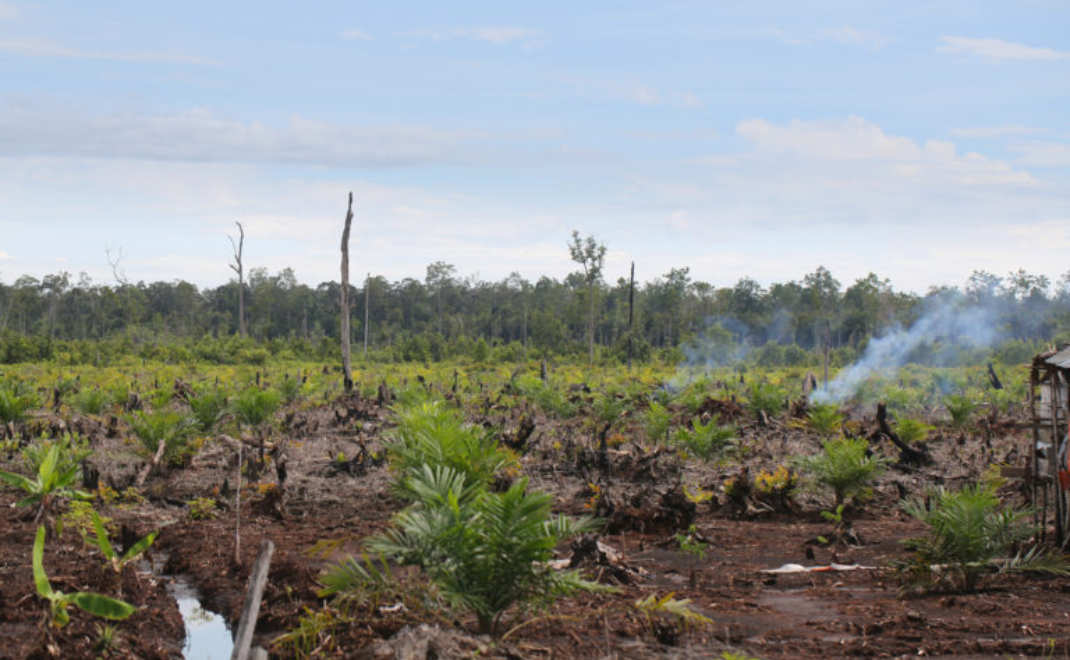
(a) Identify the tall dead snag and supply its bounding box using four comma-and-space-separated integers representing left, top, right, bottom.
228, 222, 247, 337
340, 193, 354, 392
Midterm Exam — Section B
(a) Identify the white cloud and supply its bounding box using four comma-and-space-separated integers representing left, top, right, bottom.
0, 250, 11, 260
1011, 141, 1070, 167
817, 26, 889, 49
938, 36, 1070, 61
951, 125, 1043, 138
340, 28, 372, 41
0, 103, 478, 167
399, 26, 541, 46
0, 37, 213, 64
734, 116, 1036, 186
0, 3, 17, 20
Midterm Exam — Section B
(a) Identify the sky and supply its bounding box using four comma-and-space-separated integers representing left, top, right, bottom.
0, 1, 1067, 294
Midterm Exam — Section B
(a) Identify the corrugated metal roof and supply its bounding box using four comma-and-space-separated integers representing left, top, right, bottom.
1045, 346, 1070, 369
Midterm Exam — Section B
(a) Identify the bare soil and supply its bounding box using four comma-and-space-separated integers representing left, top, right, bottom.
1, 386, 1068, 659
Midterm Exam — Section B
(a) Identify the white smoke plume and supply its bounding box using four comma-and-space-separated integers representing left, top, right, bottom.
811, 302, 1002, 403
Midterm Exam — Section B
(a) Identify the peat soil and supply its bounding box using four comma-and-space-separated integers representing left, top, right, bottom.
1, 388, 1069, 659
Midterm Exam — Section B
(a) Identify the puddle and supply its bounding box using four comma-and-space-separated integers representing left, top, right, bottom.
171, 578, 234, 660
145, 552, 234, 660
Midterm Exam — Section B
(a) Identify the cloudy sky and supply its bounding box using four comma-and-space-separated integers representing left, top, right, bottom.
0, 1, 1067, 293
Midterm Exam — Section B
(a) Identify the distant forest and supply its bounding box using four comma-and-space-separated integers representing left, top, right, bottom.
0, 262, 1066, 365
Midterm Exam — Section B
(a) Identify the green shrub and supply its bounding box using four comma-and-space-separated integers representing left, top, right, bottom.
895, 416, 933, 445
387, 400, 513, 490
1, 438, 92, 524
232, 386, 281, 430
806, 403, 843, 437
363, 465, 602, 635
126, 411, 195, 466
277, 375, 303, 404
746, 382, 785, 419
800, 436, 888, 507
902, 484, 1067, 591
188, 387, 228, 433
673, 416, 736, 461
33, 526, 136, 627
0, 381, 38, 424
943, 394, 977, 428
72, 388, 110, 416
643, 401, 672, 444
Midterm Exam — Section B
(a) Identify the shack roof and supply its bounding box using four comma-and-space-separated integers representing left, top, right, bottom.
1045, 346, 1070, 369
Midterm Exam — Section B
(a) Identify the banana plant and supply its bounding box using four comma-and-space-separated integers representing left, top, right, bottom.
83, 510, 158, 596
33, 526, 136, 627
0, 443, 91, 525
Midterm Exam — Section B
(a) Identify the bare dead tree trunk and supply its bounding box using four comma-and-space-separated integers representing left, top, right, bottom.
340, 193, 354, 392
363, 272, 370, 358
228, 222, 246, 337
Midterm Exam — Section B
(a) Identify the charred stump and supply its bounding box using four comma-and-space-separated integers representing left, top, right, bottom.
876, 402, 930, 466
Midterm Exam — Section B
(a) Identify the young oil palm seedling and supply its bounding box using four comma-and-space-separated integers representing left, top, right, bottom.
643, 400, 672, 444
800, 436, 888, 508
943, 394, 977, 429
901, 484, 1069, 592
673, 416, 736, 462
895, 416, 934, 445
33, 526, 136, 627
82, 510, 158, 597
0, 440, 92, 527
232, 385, 281, 464
387, 400, 514, 489
746, 382, 785, 421
0, 380, 38, 427
806, 403, 843, 438
188, 386, 228, 434
361, 464, 604, 635
126, 410, 196, 467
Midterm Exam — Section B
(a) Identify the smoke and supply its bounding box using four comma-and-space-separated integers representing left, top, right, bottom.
811, 301, 1002, 404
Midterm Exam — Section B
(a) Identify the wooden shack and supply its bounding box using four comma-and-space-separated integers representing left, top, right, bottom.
1030, 346, 1070, 547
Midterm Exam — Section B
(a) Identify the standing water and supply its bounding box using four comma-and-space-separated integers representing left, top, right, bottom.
170, 577, 234, 659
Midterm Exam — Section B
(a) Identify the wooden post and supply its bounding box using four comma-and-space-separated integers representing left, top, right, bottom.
231, 539, 275, 660
340, 193, 354, 391
234, 443, 242, 566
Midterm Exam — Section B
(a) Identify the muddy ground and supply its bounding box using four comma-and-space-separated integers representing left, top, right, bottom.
1, 383, 1068, 659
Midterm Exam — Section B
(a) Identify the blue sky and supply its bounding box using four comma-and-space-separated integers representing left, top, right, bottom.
0, 1, 1067, 293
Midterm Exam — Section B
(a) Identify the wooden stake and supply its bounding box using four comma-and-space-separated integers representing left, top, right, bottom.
231, 539, 275, 660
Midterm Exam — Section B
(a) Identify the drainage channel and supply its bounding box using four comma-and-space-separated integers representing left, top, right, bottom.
144, 552, 235, 659
169, 576, 234, 660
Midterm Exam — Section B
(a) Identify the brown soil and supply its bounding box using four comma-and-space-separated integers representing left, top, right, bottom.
1, 388, 1068, 659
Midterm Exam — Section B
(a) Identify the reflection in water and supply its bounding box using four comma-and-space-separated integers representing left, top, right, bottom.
173, 585, 233, 660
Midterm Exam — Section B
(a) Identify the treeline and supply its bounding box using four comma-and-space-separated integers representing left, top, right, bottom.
0, 263, 1066, 365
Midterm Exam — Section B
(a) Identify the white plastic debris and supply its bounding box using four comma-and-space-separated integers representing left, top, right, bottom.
760, 562, 876, 574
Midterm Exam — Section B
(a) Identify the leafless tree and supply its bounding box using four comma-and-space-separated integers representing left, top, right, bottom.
105, 246, 129, 286
228, 222, 246, 337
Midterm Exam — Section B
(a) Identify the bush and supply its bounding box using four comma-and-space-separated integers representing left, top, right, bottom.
643, 401, 672, 444
746, 382, 785, 419
188, 387, 228, 433
126, 411, 195, 466
901, 484, 1065, 591
943, 394, 977, 428
800, 436, 888, 507
673, 416, 736, 461
0, 381, 38, 424
72, 388, 110, 416
895, 416, 933, 445
386, 400, 513, 490
364, 465, 601, 635
232, 386, 281, 430
806, 403, 843, 438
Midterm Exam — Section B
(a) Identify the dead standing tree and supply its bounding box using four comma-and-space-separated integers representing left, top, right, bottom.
228, 222, 247, 337
340, 193, 354, 391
